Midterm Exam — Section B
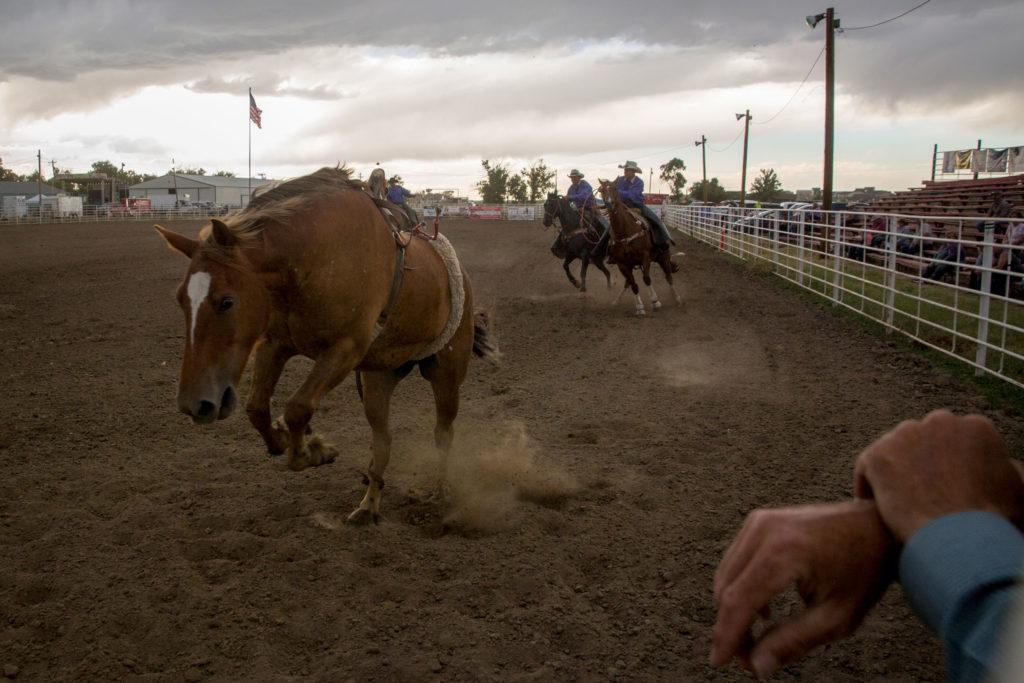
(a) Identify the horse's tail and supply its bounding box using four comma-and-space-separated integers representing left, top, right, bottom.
472, 310, 500, 363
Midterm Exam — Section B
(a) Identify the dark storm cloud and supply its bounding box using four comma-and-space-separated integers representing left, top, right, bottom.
186, 75, 353, 100
1, 0, 1022, 116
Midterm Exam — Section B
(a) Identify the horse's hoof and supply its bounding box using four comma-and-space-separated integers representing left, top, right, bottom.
307, 435, 338, 466
652, 301, 662, 310
287, 450, 310, 471
346, 507, 379, 526
635, 309, 646, 317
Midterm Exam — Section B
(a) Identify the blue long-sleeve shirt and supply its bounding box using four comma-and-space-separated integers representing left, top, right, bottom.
387, 186, 412, 204
899, 511, 1024, 682
567, 180, 595, 209
615, 175, 645, 205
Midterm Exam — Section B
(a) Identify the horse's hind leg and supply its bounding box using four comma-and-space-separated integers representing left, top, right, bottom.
562, 255, 580, 290
658, 253, 682, 305
420, 356, 464, 499
347, 369, 401, 525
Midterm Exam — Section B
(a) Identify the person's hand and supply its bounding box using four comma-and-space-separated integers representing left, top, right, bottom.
711, 500, 897, 679
854, 410, 1024, 542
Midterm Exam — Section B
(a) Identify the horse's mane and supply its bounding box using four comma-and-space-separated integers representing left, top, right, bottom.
222, 165, 365, 239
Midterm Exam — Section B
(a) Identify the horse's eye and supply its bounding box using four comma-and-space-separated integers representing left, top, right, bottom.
217, 297, 234, 313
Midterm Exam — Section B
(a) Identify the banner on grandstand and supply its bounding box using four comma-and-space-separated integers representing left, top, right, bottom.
940, 145, 1024, 174
1010, 147, 1024, 174
505, 206, 534, 220
954, 149, 974, 171
469, 204, 502, 220
973, 148, 1008, 173
645, 193, 669, 205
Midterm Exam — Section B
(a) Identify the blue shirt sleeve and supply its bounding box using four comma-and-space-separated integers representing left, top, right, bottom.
899, 511, 1024, 683
615, 176, 645, 205
567, 181, 593, 208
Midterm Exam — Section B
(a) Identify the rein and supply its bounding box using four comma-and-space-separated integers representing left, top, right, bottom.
604, 197, 648, 248
547, 198, 601, 247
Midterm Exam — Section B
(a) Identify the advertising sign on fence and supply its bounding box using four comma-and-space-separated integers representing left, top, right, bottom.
469, 204, 502, 220
505, 206, 534, 221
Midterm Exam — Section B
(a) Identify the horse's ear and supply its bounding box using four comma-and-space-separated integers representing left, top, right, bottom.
210, 218, 237, 247
154, 224, 198, 259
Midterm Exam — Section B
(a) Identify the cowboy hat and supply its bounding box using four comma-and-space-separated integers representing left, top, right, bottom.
619, 160, 641, 172
568, 169, 584, 178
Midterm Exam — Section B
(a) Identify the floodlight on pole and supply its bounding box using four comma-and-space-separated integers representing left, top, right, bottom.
806, 13, 826, 28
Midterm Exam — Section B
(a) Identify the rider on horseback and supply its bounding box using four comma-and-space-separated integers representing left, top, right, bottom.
615, 160, 674, 250
567, 169, 611, 251
386, 176, 419, 227
551, 169, 610, 256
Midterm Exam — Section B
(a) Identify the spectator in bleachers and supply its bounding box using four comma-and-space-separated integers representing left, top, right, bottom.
989, 208, 1024, 296
922, 236, 968, 282
895, 220, 937, 255
980, 192, 1015, 237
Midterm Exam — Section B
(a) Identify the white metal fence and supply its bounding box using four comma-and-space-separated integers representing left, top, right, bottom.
664, 205, 1024, 389
0, 205, 232, 224
1, 203, 548, 225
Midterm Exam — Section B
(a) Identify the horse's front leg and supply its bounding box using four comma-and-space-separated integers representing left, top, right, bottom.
283, 337, 362, 471
594, 255, 613, 290
579, 253, 591, 293
562, 255, 580, 290
246, 339, 294, 455
641, 258, 660, 310
612, 263, 631, 306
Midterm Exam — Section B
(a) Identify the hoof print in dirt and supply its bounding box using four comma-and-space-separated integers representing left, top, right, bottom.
346, 508, 380, 526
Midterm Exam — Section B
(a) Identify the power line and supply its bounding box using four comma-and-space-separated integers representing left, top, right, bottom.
844, 0, 932, 31
754, 45, 825, 126
709, 128, 744, 153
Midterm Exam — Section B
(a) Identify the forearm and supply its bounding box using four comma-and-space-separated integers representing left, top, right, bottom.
899, 512, 1024, 682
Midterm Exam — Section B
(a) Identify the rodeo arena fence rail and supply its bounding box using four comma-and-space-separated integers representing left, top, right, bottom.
663, 205, 1024, 389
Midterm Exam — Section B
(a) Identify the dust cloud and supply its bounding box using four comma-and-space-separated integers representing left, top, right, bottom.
441, 421, 579, 533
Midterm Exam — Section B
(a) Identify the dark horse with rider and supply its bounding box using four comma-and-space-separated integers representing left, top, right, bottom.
543, 163, 677, 295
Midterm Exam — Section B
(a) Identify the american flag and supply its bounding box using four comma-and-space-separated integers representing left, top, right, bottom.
249, 92, 262, 129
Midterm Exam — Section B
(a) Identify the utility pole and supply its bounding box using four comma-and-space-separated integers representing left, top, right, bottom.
37, 150, 42, 208
823, 7, 836, 211
931, 144, 937, 182
649, 167, 654, 195
171, 157, 179, 205
737, 110, 752, 208
973, 138, 982, 180
695, 135, 708, 202
807, 9, 839, 209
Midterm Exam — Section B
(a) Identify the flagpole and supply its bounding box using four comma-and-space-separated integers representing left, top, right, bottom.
248, 87, 252, 207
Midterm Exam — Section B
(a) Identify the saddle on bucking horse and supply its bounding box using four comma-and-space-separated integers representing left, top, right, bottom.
364, 167, 425, 234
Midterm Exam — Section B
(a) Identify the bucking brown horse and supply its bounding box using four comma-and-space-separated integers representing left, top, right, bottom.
155, 167, 497, 524
597, 180, 681, 315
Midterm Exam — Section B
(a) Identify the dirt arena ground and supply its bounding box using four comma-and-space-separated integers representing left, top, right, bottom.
2, 217, 1022, 681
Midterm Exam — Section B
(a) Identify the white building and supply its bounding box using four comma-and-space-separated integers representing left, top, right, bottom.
128, 174, 273, 208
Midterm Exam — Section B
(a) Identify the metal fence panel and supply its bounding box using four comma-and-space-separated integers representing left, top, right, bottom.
664, 205, 1024, 389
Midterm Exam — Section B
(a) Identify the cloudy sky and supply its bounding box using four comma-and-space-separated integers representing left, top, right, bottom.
1, 0, 1021, 197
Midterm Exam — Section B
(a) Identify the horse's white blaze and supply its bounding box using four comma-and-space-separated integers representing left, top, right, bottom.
186, 271, 211, 346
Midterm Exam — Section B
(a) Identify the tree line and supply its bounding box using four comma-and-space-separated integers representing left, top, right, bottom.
476, 157, 787, 204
